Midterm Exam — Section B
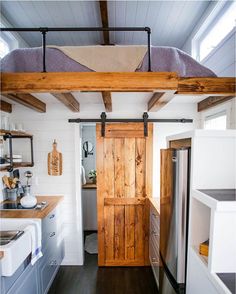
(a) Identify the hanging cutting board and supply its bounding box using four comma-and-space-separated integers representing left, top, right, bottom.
48, 140, 63, 176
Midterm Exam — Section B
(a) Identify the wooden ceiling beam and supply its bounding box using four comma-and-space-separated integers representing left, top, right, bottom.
177, 77, 235, 95
101, 91, 112, 112
148, 91, 175, 112
51, 93, 80, 112
0, 99, 12, 113
2, 93, 46, 113
198, 95, 235, 112
1, 72, 178, 93
99, 0, 110, 45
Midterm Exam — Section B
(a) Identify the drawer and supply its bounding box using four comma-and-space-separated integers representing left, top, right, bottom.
39, 241, 64, 294
149, 237, 160, 285
42, 209, 57, 236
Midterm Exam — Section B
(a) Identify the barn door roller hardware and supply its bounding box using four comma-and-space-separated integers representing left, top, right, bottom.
1, 26, 152, 72
68, 113, 193, 137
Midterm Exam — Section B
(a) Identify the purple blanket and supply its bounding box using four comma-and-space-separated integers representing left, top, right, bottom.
0, 46, 216, 77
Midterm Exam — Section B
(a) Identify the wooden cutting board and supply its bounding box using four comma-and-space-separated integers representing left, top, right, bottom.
48, 140, 62, 176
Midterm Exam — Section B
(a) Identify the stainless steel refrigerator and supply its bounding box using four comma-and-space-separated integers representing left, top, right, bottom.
159, 148, 190, 294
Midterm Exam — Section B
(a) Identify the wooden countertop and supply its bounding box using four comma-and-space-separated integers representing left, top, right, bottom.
149, 198, 160, 214
0, 196, 63, 219
82, 183, 97, 189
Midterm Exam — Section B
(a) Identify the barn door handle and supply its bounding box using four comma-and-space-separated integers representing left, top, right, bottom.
101, 112, 107, 137
143, 112, 149, 137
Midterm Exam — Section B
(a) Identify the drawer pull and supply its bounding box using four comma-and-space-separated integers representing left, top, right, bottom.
49, 260, 57, 266
49, 214, 55, 219
50, 232, 56, 237
151, 257, 157, 262
152, 213, 157, 218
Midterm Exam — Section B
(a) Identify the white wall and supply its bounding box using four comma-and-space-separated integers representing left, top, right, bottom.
5, 95, 197, 265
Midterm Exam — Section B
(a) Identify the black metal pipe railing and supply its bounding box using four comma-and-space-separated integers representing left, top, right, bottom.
1, 26, 152, 72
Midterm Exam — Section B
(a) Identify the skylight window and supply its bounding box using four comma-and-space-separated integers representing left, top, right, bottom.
0, 36, 10, 58
199, 2, 236, 61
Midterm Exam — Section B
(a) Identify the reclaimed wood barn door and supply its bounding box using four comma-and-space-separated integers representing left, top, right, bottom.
96, 123, 153, 266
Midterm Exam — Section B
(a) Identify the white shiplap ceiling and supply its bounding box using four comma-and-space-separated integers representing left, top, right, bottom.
1, 0, 212, 49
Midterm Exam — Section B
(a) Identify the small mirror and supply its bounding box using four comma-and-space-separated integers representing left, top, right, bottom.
83, 141, 94, 153
83, 141, 94, 157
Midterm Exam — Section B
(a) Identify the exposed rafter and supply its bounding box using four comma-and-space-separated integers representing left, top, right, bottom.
99, 0, 110, 45
2, 93, 46, 113
0, 99, 12, 113
51, 93, 80, 112
101, 91, 112, 112
198, 95, 235, 112
148, 92, 175, 112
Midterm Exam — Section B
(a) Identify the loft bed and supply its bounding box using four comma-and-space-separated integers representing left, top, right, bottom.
0, 27, 235, 114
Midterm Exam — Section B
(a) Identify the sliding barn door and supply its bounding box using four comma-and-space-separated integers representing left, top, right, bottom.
96, 123, 153, 266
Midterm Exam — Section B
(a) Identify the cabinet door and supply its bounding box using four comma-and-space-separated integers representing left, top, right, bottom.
7, 264, 39, 294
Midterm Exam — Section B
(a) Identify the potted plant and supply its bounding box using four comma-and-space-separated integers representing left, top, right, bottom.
88, 170, 97, 184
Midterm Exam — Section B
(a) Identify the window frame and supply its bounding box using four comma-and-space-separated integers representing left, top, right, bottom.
192, 1, 235, 63
200, 101, 232, 130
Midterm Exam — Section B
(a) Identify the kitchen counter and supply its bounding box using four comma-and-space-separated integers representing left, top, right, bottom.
149, 198, 160, 214
82, 183, 97, 189
0, 196, 63, 219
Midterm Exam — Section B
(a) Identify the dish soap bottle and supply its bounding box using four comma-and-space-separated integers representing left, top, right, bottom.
20, 186, 37, 208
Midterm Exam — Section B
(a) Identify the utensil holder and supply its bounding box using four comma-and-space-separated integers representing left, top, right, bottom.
7, 188, 17, 201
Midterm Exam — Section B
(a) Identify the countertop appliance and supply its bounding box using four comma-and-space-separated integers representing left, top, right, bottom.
0, 201, 47, 210
160, 148, 190, 294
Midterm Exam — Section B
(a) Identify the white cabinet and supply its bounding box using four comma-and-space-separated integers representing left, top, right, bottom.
82, 188, 97, 230
167, 130, 236, 294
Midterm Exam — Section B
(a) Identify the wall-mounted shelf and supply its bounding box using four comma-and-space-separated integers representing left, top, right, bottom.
0, 129, 34, 172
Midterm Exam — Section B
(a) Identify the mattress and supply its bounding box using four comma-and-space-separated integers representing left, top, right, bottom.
0, 46, 216, 77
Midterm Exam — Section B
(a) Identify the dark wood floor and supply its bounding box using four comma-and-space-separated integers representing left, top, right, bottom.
49, 232, 158, 294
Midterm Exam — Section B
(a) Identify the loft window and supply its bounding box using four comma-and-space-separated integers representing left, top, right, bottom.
204, 111, 227, 130
193, 1, 236, 61
0, 36, 10, 58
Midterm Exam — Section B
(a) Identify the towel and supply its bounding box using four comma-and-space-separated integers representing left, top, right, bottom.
23, 223, 43, 265
81, 165, 86, 185
47, 45, 147, 72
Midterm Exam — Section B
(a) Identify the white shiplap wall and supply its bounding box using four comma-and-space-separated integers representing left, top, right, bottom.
7, 96, 197, 265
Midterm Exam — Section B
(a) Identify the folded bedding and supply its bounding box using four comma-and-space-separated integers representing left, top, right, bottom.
0, 45, 216, 77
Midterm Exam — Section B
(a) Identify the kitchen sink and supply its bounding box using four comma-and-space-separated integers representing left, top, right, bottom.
0, 230, 24, 246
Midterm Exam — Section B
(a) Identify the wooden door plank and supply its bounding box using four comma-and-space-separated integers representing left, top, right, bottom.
197, 95, 235, 112
51, 93, 80, 112
0, 99, 12, 113
148, 92, 175, 111
124, 138, 136, 198
1, 72, 179, 93
101, 91, 112, 112
135, 138, 146, 198
104, 198, 146, 205
114, 205, 125, 260
125, 206, 135, 260
96, 124, 105, 266
2, 93, 46, 113
135, 205, 144, 261
114, 139, 125, 198
103, 138, 115, 261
